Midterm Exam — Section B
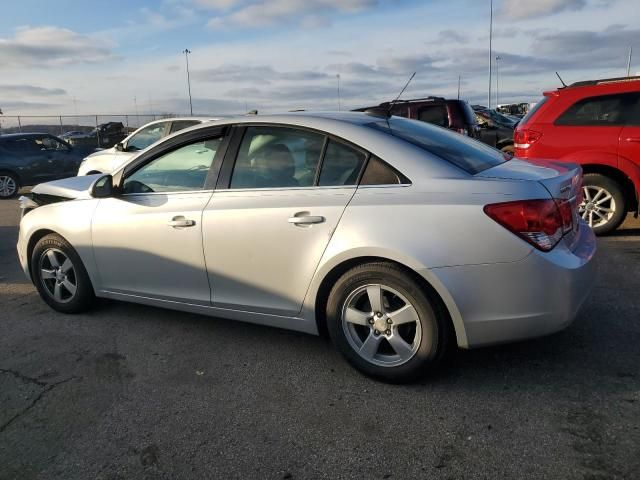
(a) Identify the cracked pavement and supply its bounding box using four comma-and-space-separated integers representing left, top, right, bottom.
1, 197, 639, 479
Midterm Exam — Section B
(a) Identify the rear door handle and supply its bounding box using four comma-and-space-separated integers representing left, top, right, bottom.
168, 216, 196, 228
625, 137, 640, 143
288, 214, 325, 225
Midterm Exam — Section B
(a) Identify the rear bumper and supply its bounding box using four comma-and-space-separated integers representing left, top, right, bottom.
430, 221, 597, 348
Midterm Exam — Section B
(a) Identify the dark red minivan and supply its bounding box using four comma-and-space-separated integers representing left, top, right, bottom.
514, 76, 640, 234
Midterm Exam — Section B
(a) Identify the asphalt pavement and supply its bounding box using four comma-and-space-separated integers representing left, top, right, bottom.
1, 196, 639, 480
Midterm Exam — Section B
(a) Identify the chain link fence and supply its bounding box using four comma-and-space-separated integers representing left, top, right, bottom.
0, 114, 177, 148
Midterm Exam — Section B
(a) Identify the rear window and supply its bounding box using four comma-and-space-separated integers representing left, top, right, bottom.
418, 105, 449, 127
460, 102, 478, 126
365, 116, 507, 174
519, 96, 548, 126
555, 93, 634, 126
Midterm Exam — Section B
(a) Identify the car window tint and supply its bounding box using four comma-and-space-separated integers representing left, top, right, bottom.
555, 94, 631, 126
418, 105, 449, 127
230, 126, 324, 189
1, 138, 40, 153
624, 93, 640, 125
365, 116, 507, 174
170, 120, 200, 134
360, 155, 409, 185
122, 138, 221, 193
127, 122, 167, 151
318, 140, 367, 186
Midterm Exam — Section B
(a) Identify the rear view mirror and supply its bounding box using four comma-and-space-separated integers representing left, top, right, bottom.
91, 174, 114, 198
115, 142, 125, 152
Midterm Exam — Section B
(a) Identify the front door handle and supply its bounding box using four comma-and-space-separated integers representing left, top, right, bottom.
168, 216, 196, 228
288, 213, 325, 225
625, 137, 640, 143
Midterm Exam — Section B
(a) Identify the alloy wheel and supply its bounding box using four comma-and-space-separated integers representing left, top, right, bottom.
38, 248, 78, 304
0, 175, 17, 198
341, 284, 422, 367
579, 185, 616, 228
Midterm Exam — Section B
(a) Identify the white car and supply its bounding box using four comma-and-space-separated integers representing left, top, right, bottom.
77, 117, 217, 175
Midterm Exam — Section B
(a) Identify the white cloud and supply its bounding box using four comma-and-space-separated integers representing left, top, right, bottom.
0, 26, 115, 68
500, 0, 587, 20
207, 0, 378, 28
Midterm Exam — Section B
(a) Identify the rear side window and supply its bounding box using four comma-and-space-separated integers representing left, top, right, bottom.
555, 94, 631, 126
360, 155, 409, 185
318, 140, 367, 186
365, 116, 506, 174
519, 96, 548, 126
418, 105, 449, 127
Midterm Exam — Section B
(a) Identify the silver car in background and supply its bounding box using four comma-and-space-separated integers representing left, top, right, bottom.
17, 112, 596, 382
77, 117, 218, 176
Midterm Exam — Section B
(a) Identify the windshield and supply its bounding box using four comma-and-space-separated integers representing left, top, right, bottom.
366, 116, 507, 174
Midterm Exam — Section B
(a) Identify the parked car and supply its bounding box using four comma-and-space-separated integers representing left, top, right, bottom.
77, 117, 217, 176
354, 97, 481, 139
514, 75, 640, 234
17, 112, 595, 382
473, 107, 516, 152
0, 133, 92, 198
60, 130, 90, 139
66, 122, 127, 149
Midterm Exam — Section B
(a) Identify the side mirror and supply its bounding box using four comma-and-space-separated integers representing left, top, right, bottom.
91, 174, 114, 198
115, 142, 125, 152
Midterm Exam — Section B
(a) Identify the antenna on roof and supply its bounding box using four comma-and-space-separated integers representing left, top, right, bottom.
387, 72, 416, 115
555, 71, 567, 88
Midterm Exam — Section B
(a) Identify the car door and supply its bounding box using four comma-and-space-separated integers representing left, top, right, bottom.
476, 113, 499, 147
202, 125, 368, 316
618, 93, 640, 169
7, 137, 56, 184
91, 129, 228, 304
39, 135, 78, 178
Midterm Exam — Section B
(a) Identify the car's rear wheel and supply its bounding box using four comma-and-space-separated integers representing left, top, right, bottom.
579, 173, 626, 235
31, 233, 95, 313
0, 172, 19, 199
326, 262, 449, 383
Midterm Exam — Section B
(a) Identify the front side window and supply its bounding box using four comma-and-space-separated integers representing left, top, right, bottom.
1, 138, 40, 153
127, 122, 168, 151
122, 138, 221, 193
555, 94, 633, 126
230, 126, 325, 189
317, 139, 367, 186
418, 105, 449, 127
36, 136, 69, 151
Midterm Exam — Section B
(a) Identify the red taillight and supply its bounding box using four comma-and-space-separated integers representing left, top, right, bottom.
484, 199, 565, 251
514, 129, 542, 149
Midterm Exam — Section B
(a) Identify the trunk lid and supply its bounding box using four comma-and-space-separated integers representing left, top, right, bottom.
478, 158, 583, 248
477, 158, 582, 200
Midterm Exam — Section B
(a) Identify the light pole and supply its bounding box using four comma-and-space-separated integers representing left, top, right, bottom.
495, 55, 502, 108
488, 0, 493, 109
183, 49, 193, 116
336, 74, 341, 111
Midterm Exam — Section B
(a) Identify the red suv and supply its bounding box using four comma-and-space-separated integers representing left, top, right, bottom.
514, 76, 640, 234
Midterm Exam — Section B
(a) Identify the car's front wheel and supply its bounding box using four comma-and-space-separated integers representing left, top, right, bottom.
31, 233, 95, 313
326, 262, 450, 383
0, 172, 19, 199
579, 173, 626, 235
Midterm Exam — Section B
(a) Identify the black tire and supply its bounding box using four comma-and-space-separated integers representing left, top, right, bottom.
31, 233, 95, 313
326, 262, 450, 383
0, 171, 20, 199
581, 173, 626, 235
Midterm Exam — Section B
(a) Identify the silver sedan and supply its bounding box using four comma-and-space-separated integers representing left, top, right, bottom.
17, 112, 596, 382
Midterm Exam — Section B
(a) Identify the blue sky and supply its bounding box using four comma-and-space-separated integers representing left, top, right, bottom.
0, 0, 638, 120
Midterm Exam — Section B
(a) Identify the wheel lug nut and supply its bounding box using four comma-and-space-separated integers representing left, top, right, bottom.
374, 330, 380, 336
386, 318, 392, 324
385, 329, 391, 335
376, 312, 383, 318
368, 318, 374, 325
